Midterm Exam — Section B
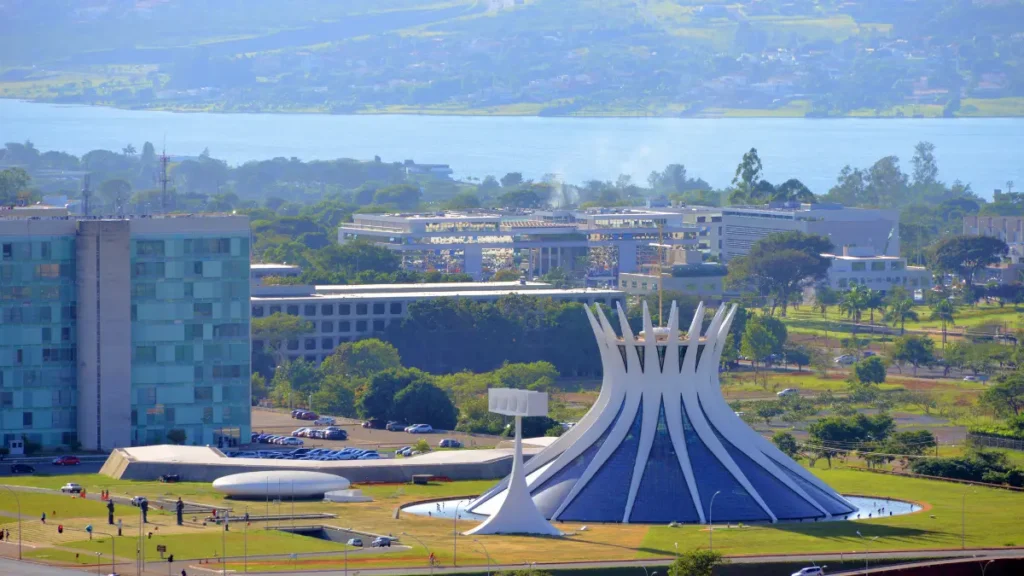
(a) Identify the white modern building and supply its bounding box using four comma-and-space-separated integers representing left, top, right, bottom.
467, 301, 856, 523
720, 203, 900, 261
251, 282, 625, 364
337, 209, 700, 280
821, 246, 932, 294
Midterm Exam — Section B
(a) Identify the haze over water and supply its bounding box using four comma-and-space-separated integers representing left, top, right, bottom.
3, 99, 1022, 199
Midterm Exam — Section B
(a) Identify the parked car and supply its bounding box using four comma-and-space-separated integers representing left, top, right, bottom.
363, 418, 385, 429
325, 429, 348, 440
385, 421, 406, 432
406, 424, 433, 434
282, 437, 303, 446
159, 474, 180, 483
314, 417, 335, 425
963, 375, 980, 382
60, 482, 83, 494
130, 496, 148, 507
791, 567, 824, 576
438, 438, 463, 448
347, 538, 363, 547
299, 411, 318, 421
371, 536, 392, 547
291, 409, 304, 418
834, 355, 857, 365
777, 388, 799, 398
52, 455, 80, 466
10, 463, 35, 474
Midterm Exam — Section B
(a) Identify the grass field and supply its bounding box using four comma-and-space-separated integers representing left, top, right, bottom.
5, 465, 1023, 572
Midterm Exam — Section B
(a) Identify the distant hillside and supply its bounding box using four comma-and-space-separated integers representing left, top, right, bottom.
1, 0, 1023, 117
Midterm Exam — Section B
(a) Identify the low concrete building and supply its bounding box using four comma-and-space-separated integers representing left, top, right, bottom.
964, 215, 1024, 264
821, 246, 931, 294
618, 248, 726, 300
252, 282, 625, 364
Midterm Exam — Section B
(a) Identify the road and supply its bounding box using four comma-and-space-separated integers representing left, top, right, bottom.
0, 557, 90, 575
156, 548, 1020, 576
0, 460, 104, 479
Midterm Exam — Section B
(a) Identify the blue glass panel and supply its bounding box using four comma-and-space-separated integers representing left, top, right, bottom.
773, 460, 856, 516
532, 396, 626, 497
680, 398, 770, 522
629, 400, 700, 523
559, 401, 643, 522
702, 405, 823, 520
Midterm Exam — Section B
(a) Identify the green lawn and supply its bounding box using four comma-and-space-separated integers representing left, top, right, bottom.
640, 467, 1024, 557
24, 548, 116, 567
782, 304, 1024, 337
63, 528, 349, 561
0, 491, 109, 520
2, 475, 222, 499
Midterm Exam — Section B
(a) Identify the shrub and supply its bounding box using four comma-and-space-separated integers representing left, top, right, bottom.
167, 429, 187, 445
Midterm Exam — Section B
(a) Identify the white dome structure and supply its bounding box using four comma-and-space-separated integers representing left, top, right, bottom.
468, 301, 856, 524
213, 470, 350, 498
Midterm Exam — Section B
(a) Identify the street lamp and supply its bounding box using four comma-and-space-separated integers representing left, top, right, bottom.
402, 532, 433, 576
1, 486, 22, 560
95, 552, 102, 575
473, 539, 492, 576
708, 490, 722, 552
453, 500, 465, 566
856, 530, 879, 572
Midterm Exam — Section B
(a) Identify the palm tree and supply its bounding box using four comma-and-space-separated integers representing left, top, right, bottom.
884, 297, 918, 334
839, 285, 869, 325
815, 286, 840, 318
865, 288, 885, 326
929, 299, 956, 348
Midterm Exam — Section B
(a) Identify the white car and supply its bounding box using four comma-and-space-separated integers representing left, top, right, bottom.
314, 417, 335, 425
834, 355, 857, 365
791, 567, 824, 576
60, 482, 83, 494
282, 437, 303, 446
777, 388, 798, 397
407, 424, 433, 434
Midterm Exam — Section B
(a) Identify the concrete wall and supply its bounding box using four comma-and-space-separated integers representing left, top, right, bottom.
76, 220, 133, 451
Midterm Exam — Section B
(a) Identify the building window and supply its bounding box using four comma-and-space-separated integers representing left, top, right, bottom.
851, 262, 866, 272
194, 303, 213, 318
373, 319, 385, 331
339, 304, 351, 315
136, 240, 165, 256
373, 302, 385, 315
322, 337, 333, 350
286, 305, 299, 316
1, 243, 11, 260
356, 320, 367, 332
269, 305, 281, 315
287, 339, 299, 351
202, 407, 213, 424
195, 386, 213, 401
339, 321, 351, 332
356, 303, 368, 315
304, 338, 316, 350
23, 412, 32, 427
321, 321, 333, 333
871, 261, 886, 271
390, 302, 402, 314
321, 304, 334, 316
304, 304, 316, 316
252, 306, 264, 318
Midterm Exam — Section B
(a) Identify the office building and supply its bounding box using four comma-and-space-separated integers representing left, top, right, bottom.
251, 281, 625, 364
337, 209, 699, 280
1, 211, 251, 452
618, 248, 727, 300
720, 203, 900, 261
820, 246, 931, 294
964, 215, 1024, 264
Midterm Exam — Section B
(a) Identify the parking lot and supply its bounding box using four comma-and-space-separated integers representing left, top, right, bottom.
248, 408, 500, 453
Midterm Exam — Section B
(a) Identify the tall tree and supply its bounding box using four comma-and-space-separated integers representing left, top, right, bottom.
252, 313, 313, 367
930, 235, 1010, 287
815, 286, 840, 317
321, 339, 402, 379
884, 294, 918, 334
393, 380, 458, 430
911, 141, 939, 188
891, 334, 936, 376
929, 298, 956, 348
727, 231, 834, 316
0, 167, 31, 205
980, 371, 1024, 417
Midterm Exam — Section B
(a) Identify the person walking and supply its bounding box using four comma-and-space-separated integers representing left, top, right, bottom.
175, 497, 184, 526
117, 518, 123, 537
41, 512, 46, 524
107, 499, 115, 525
140, 498, 149, 523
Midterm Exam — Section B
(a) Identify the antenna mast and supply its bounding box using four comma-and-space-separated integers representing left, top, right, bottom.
81, 174, 92, 217
657, 221, 664, 328
159, 146, 170, 213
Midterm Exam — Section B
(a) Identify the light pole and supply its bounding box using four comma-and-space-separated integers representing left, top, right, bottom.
473, 539, 492, 576
343, 541, 348, 576
453, 500, 465, 566
708, 490, 722, 552
222, 511, 229, 576
856, 531, 878, 572
1, 486, 22, 560
402, 532, 433, 575
961, 485, 970, 549
244, 507, 248, 574
96, 552, 102, 575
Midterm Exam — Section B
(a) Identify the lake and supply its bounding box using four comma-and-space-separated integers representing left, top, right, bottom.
2, 99, 1022, 198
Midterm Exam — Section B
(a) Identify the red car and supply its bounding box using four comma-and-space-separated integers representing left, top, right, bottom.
52, 455, 80, 466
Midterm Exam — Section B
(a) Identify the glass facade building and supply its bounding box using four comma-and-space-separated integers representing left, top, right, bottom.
0, 215, 250, 452
0, 234, 78, 449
